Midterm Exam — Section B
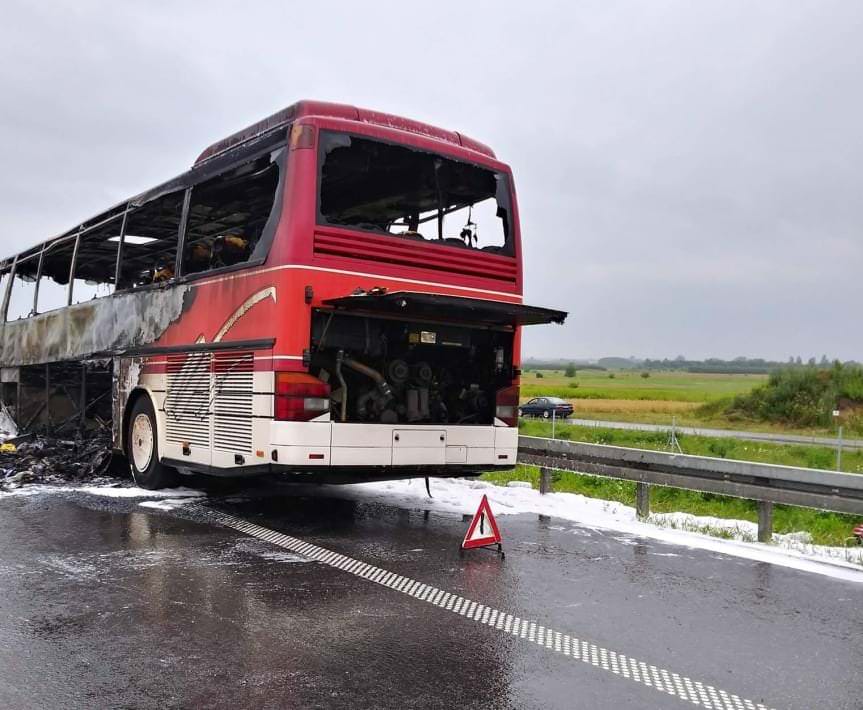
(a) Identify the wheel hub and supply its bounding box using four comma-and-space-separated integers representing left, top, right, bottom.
131, 413, 154, 472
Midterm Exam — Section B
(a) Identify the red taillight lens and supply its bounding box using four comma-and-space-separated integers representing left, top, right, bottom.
495, 385, 520, 427
274, 372, 330, 421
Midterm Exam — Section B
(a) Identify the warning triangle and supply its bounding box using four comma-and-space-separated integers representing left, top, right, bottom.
462, 494, 502, 549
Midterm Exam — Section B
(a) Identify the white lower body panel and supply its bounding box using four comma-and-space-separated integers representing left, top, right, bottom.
270, 421, 518, 469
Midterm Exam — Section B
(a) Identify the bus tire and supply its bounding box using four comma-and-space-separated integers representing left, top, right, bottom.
127, 395, 176, 490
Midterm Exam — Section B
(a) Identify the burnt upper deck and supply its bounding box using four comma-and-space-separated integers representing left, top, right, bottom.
193, 100, 496, 167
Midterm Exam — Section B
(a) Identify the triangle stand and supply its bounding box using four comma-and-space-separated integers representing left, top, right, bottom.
460, 494, 505, 559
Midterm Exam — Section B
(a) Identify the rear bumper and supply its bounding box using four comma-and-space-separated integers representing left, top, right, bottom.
162, 460, 513, 482
269, 421, 518, 469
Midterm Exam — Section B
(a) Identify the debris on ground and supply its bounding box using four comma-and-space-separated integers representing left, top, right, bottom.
0, 433, 118, 490
0, 406, 18, 442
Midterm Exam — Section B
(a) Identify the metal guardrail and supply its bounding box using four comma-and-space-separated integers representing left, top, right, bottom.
518, 435, 863, 539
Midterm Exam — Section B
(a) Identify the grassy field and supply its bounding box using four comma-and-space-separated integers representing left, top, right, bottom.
520, 369, 837, 435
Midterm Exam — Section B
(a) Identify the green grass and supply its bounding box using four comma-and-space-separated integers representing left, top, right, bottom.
481, 464, 860, 547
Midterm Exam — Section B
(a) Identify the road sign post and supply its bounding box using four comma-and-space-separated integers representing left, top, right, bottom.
837, 425, 843, 471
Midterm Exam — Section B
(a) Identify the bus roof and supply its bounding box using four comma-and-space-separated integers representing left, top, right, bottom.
193, 100, 496, 166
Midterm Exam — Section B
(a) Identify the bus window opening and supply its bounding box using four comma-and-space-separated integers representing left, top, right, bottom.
6, 253, 40, 321
117, 191, 185, 289
318, 132, 513, 255
182, 153, 281, 276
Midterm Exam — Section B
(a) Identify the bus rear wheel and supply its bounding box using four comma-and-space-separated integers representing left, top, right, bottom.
127, 395, 177, 490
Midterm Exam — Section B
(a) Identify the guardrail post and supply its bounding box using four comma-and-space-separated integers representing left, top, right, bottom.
635, 482, 650, 520
757, 501, 773, 543
539, 468, 553, 495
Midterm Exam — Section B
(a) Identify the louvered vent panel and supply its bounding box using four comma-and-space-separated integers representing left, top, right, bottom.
213, 351, 255, 454
165, 352, 212, 448
313, 228, 518, 283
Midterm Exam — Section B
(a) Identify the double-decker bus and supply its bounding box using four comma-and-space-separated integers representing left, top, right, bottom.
0, 101, 566, 488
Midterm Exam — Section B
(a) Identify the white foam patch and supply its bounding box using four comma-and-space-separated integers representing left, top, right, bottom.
287, 478, 863, 584
78, 485, 205, 499
0, 485, 70, 498
138, 498, 198, 511
0, 483, 206, 501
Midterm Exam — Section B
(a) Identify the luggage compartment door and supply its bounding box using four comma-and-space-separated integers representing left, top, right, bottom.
392, 429, 446, 465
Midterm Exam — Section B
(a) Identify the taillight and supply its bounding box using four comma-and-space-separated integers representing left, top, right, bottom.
274, 372, 330, 421
495, 385, 520, 427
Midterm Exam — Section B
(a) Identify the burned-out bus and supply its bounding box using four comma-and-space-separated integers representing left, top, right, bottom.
0, 101, 566, 488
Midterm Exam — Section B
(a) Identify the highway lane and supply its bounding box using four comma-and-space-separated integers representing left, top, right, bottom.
0, 486, 860, 709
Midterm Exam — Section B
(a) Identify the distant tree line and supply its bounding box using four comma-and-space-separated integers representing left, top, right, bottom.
522, 359, 606, 372
644, 357, 779, 374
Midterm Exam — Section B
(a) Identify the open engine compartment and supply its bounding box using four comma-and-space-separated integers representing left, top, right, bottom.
309, 310, 515, 425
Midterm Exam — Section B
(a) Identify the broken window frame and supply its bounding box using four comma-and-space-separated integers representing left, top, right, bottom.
4, 249, 43, 322
315, 130, 516, 257
63, 206, 128, 305
115, 188, 188, 292
33, 231, 79, 314
112, 206, 131, 289
0, 257, 16, 321
178, 148, 285, 280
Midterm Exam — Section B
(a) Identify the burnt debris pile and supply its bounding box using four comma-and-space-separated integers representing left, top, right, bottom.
0, 433, 117, 490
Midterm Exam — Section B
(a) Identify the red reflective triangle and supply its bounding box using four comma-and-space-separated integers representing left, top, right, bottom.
462, 494, 502, 549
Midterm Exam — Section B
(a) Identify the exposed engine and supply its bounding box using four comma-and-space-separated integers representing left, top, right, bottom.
309, 311, 514, 425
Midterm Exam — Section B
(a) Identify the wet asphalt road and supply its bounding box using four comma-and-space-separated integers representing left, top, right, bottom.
0, 485, 860, 709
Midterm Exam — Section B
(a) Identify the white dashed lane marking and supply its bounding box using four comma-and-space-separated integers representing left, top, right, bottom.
187, 504, 775, 710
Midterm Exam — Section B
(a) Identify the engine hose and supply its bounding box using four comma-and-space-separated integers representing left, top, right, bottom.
342, 357, 393, 399
335, 351, 348, 422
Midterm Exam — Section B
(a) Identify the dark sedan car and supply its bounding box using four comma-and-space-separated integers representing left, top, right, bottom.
518, 397, 574, 419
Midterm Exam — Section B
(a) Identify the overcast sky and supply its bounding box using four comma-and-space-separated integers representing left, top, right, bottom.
1, 1, 861, 361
